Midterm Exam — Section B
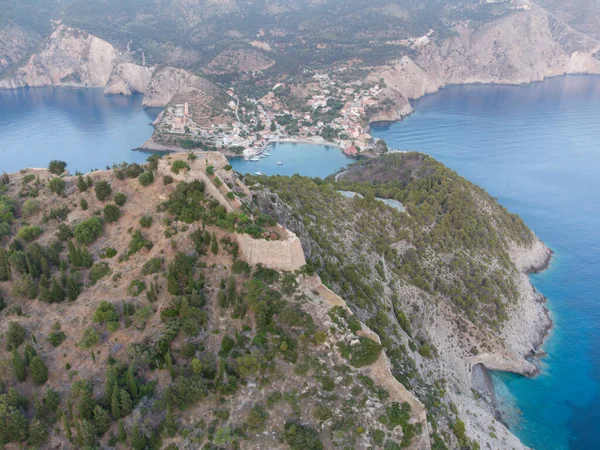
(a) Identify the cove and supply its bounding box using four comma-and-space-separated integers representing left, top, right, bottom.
372, 75, 600, 450
0, 87, 160, 174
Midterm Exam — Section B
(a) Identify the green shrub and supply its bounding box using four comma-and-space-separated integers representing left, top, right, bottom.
93, 301, 119, 324
47, 331, 67, 347
101, 247, 117, 258
128, 280, 146, 296
89, 263, 111, 285
22, 199, 39, 218
94, 180, 112, 201
284, 422, 324, 450
206, 165, 215, 175
48, 160, 67, 175
340, 337, 382, 367
74, 217, 103, 244
22, 174, 35, 184
103, 204, 121, 223
6, 321, 26, 350
48, 177, 66, 195
139, 215, 153, 228
30, 356, 49, 385
128, 230, 153, 255
232, 260, 251, 275
114, 193, 127, 206
224, 164, 232, 171
80, 198, 88, 210
171, 160, 190, 174
226, 191, 235, 199
141, 257, 163, 276
17, 225, 42, 242
163, 175, 174, 185
138, 171, 154, 186
79, 328, 100, 348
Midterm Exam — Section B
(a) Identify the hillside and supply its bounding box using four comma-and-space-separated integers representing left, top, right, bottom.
250, 153, 552, 449
0, 153, 433, 450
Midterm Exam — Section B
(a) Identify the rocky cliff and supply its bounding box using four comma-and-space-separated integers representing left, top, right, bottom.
251, 153, 554, 449
370, 4, 600, 123
104, 62, 155, 96
141, 66, 222, 108
0, 25, 120, 89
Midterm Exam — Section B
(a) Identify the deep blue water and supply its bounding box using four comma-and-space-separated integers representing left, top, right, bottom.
372, 75, 600, 450
0, 87, 160, 174
1, 77, 598, 449
229, 141, 355, 178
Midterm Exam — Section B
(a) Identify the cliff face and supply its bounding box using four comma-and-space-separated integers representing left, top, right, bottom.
370, 5, 600, 123
252, 153, 553, 449
0, 22, 44, 78
141, 66, 222, 108
104, 62, 154, 96
0, 25, 120, 89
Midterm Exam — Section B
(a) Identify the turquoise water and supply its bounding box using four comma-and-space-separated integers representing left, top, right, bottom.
229, 141, 355, 178
1, 78, 598, 449
372, 75, 600, 450
0, 87, 160, 174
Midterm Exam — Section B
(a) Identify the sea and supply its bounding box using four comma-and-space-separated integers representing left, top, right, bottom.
1, 76, 599, 449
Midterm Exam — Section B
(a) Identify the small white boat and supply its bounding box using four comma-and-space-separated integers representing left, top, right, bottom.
255, 171, 263, 176
263, 152, 271, 156
276, 161, 284, 165
249, 157, 260, 161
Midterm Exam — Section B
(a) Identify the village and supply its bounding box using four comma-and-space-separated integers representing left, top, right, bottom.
154, 69, 385, 159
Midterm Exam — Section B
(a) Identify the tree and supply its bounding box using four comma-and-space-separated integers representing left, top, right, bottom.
165, 405, 177, 437
22, 199, 39, 218
114, 192, 127, 206
118, 420, 126, 442
138, 171, 154, 186
94, 180, 112, 201
77, 174, 87, 192
211, 233, 219, 255
12, 349, 25, 382
0, 248, 10, 281
48, 177, 66, 195
50, 277, 65, 303
127, 365, 138, 400
165, 351, 175, 379
6, 322, 26, 350
48, 160, 67, 175
93, 406, 111, 435
30, 356, 49, 385
62, 414, 73, 442
74, 217, 103, 244
131, 422, 147, 450
120, 389, 132, 416
103, 203, 121, 223
111, 384, 121, 419
28, 418, 48, 446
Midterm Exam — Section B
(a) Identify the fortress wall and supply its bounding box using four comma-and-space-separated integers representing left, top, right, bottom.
236, 227, 306, 272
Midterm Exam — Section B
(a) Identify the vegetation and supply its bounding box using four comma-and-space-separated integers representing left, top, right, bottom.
48, 160, 67, 175
94, 180, 112, 201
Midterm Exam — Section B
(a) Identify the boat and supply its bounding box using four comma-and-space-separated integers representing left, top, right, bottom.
249, 157, 260, 161
263, 152, 271, 156
255, 171, 263, 176
276, 161, 284, 165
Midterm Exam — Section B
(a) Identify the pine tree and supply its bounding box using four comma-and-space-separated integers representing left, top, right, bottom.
0, 248, 11, 281
30, 356, 49, 385
23, 343, 36, 364
118, 420, 126, 443
11, 349, 25, 382
111, 384, 121, 419
41, 257, 50, 278
165, 350, 175, 379
28, 418, 48, 446
62, 414, 73, 442
211, 232, 219, 254
77, 174, 88, 192
50, 277, 65, 303
91, 349, 95, 363
120, 389, 132, 416
127, 365, 138, 399
165, 404, 177, 437
38, 276, 52, 302
66, 275, 81, 301
93, 405, 110, 435
131, 422, 147, 450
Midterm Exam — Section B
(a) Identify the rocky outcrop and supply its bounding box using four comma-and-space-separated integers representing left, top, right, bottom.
370, 5, 600, 124
0, 22, 44, 78
141, 66, 222, 108
104, 62, 154, 96
0, 25, 120, 89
